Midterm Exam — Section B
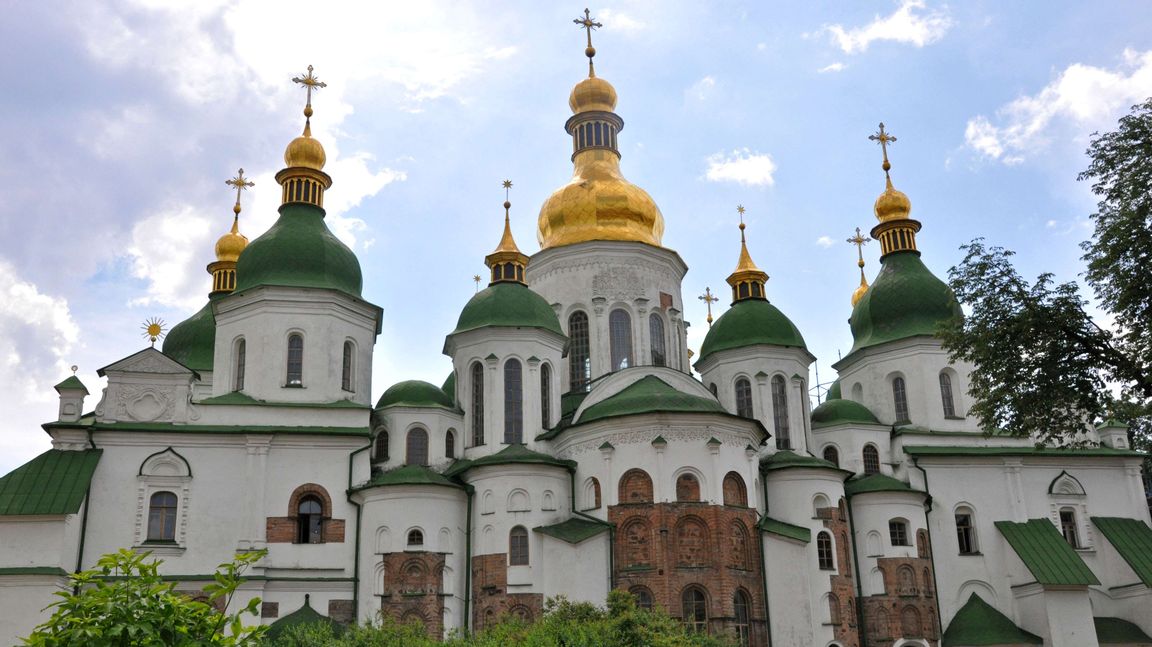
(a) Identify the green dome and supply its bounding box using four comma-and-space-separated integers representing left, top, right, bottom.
698, 298, 807, 363
442, 371, 456, 399
826, 378, 842, 400
848, 251, 962, 355
161, 295, 220, 371
234, 203, 362, 298
451, 282, 562, 336
376, 380, 457, 410
811, 398, 880, 428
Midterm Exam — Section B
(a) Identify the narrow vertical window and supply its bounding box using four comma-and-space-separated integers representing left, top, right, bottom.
893, 376, 910, 423
233, 339, 246, 391
771, 375, 791, 449
863, 445, 881, 475
504, 359, 523, 444
341, 341, 354, 391
682, 587, 708, 633
733, 590, 751, 647
609, 309, 633, 370
406, 428, 429, 466
735, 378, 753, 418
445, 429, 456, 459
373, 431, 389, 462
631, 587, 654, 610
509, 526, 529, 565
823, 446, 840, 467
649, 313, 666, 366
955, 509, 977, 554
939, 372, 956, 417
296, 495, 323, 544
889, 520, 909, 546
286, 333, 303, 386
817, 531, 834, 570
471, 362, 485, 446
147, 491, 178, 542
1059, 508, 1080, 548
540, 364, 551, 428
568, 312, 591, 392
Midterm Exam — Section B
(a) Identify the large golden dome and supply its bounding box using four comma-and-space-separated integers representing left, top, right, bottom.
284, 123, 326, 171
874, 176, 911, 223
569, 76, 617, 113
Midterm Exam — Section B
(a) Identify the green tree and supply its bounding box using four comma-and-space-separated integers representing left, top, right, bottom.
24, 549, 267, 647
941, 98, 1152, 446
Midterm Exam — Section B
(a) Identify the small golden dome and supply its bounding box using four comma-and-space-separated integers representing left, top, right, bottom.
851, 278, 869, 307
284, 122, 326, 170
215, 217, 249, 263
569, 76, 618, 113
874, 177, 911, 222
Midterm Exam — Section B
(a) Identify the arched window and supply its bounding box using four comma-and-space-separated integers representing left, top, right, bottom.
373, 430, 389, 462
470, 362, 484, 446
609, 309, 633, 370
723, 472, 747, 507
286, 333, 304, 386
407, 529, 424, 547
735, 378, 753, 418
341, 341, 354, 391
445, 429, 456, 459
771, 375, 791, 449
623, 519, 653, 567
889, 519, 910, 546
649, 313, 666, 367
619, 469, 653, 503
509, 526, 529, 565
817, 531, 835, 570
585, 477, 602, 509
733, 590, 751, 647
893, 376, 910, 423
901, 606, 922, 637
681, 587, 708, 633
1059, 507, 1080, 548
676, 518, 709, 566
823, 445, 840, 467
955, 507, 977, 554
147, 491, 178, 541
540, 364, 551, 427
896, 566, 917, 595
827, 593, 841, 624
940, 372, 956, 417
233, 339, 246, 391
631, 586, 654, 610
406, 428, 429, 466
504, 359, 523, 444
676, 473, 701, 502
568, 311, 591, 391
728, 521, 751, 569
296, 495, 323, 544
863, 444, 881, 475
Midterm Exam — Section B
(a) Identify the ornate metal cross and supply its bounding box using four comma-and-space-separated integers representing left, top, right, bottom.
292, 65, 327, 108
699, 287, 719, 326
847, 227, 871, 267
225, 168, 254, 212
574, 8, 602, 48
869, 122, 897, 170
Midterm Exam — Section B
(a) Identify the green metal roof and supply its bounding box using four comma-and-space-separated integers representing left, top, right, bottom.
904, 445, 1145, 458
354, 465, 463, 491
53, 375, 88, 394
1091, 517, 1152, 587
235, 202, 364, 298
1094, 617, 1152, 644
197, 391, 369, 409
757, 517, 811, 543
697, 297, 807, 363
811, 398, 881, 428
451, 281, 563, 336
844, 473, 923, 496
825, 379, 841, 400
761, 450, 843, 473
446, 443, 575, 477
994, 519, 1099, 586
0, 567, 69, 577
90, 421, 368, 436
534, 517, 611, 544
577, 375, 726, 424
942, 593, 1042, 646
375, 379, 458, 411
442, 371, 456, 400
161, 295, 219, 371
0, 449, 102, 516
265, 595, 340, 641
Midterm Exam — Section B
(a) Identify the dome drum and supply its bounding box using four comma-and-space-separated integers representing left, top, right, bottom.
871, 218, 921, 258
276, 166, 332, 210
565, 110, 624, 159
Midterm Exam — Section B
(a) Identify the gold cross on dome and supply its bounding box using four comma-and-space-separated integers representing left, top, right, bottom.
698, 287, 719, 326
225, 168, 254, 212
574, 8, 602, 48
847, 227, 871, 266
869, 122, 897, 172
292, 65, 327, 109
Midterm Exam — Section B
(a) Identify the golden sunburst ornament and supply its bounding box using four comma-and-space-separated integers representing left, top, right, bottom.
141, 317, 167, 347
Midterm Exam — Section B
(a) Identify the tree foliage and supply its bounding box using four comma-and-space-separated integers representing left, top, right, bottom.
24, 549, 267, 647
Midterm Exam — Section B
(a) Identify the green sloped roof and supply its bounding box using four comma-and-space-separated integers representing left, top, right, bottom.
265, 595, 340, 641
758, 517, 811, 543
161, 296, 219, 371
904, 445, 1144, 458
1094, 617, 1152, 644
53, 375, 88, 394
375, 380, 458, 411
844, 473, 922, 496
447, 444, 575, 477
0, 450, 102, 515
848, 251, 963, 356
942, 593, 1042, 646
235, 202, 363, 298
451, 281, 562, 336
198, 391, 368, 409
355, 465, 463, 490
811, 398, 880, 427
0, 567, 69, 576
534, 517, 611, 544
577, 375, 726, 424
761, 450, 843, 473
89, 421, 368, 436
1091, 517, 1152, 587
698, 298, 807, 363
994, 519, 1099, 586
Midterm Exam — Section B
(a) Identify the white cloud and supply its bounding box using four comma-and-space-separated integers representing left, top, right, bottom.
688, 76, 716, 101
597, 9, 645, 33
819, 63, 846, 74
965, 49, 1152, 164
816, 236, 836, 248
127, 205, 215, 310
824, 1, 952, 55
704, 149, 778, 187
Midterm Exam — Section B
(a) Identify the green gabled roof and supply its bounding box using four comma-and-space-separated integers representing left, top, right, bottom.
942, 593, 1042, 646
375, 380, 458, 411
577, 375, 726, 424
161, 296, 219, 371
197, 391, 369, 409
844, 473, 922, 496
451, 281, 563, 336
994, 519, 1099, 586
265, 595, 340, 641
534, 517, 610, 544
448, 444, 575, 476
904, 445, 1145, 458
1091, 517, 1152, 587
697, 297, 808, 363
1094, 617, 1152, 644
811, 398, 880, 428
0, 566, 69, 577
355, 465, 463, 491
758, 517, 811, 543
53, 375, 88, 394
761, 450, 843, 473
0, 449, 102, 516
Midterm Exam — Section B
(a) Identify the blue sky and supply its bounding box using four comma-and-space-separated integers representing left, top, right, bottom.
2, 1, 1151, 473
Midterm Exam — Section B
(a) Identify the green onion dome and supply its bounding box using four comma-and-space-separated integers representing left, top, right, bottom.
698, 298, 807, 363
375, 380, 457, 411
847, 251, 962, 355
161, 294, 221, 371
234, 202, 362, 298
811, 398, 880, 428
451, 281, 562, 336
442, 371, 456, 399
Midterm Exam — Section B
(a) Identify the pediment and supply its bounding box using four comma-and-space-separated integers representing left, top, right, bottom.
98, 348, 196, 378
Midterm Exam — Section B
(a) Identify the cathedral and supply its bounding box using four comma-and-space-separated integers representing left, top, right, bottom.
2, 17, 1151, 647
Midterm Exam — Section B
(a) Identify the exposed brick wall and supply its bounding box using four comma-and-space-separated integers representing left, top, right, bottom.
379, 551, 447, 638
818, 500, 861, 647
328, 599, 355, 625
261, 601, 279, 618
619, 469, 654, 503
609, 501, 767, 646
861, 554, 939, 646
471, 552, 543, 631
265, 516, 346, 543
